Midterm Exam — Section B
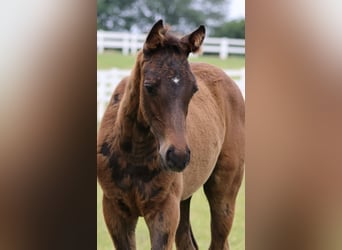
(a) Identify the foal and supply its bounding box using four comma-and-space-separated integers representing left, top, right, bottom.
97, 20, 245, 250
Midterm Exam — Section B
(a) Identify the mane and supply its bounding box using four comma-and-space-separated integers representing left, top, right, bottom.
117, 52, 143, 121
111, 51, 147, 155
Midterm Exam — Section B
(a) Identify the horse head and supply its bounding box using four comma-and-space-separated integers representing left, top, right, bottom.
139, 20, 205, 172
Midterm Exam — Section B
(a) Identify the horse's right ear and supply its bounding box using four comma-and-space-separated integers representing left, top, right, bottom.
181, 25, 206, 54
144, 20, 165, 51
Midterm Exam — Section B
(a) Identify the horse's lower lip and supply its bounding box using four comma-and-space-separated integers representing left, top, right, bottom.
166, 161, 188, 172
160, 158, 180, 172
170, 166, 184, 172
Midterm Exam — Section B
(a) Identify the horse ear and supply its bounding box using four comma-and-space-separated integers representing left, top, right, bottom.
144, 19, 165, 50
181, 25, 206, 53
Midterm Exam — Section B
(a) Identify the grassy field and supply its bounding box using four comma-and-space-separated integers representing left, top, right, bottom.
97, 51, 245, 249
97, 180, 244, 250
97, 51, 245, 70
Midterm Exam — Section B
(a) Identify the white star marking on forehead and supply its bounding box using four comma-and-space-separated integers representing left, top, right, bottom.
172, 77, 180, 85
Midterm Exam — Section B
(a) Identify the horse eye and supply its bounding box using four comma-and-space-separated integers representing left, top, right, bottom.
144, 83, 155, 95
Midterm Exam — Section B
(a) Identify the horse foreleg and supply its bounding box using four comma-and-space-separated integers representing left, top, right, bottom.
102, 196, 138, 250
145, 195, 180, 250
175, 196, 198, 250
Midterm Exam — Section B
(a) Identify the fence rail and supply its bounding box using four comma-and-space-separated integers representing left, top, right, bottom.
97, 68, 245, 123
97, 31, 245, 59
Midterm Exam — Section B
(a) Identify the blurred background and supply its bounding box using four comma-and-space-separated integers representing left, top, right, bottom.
96, 0, 245, 249
97, 0, 244, 35
1, 1, 341, 250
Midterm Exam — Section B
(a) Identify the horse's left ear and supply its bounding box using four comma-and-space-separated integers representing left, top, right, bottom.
181, 25, 206, 53
144, 19, 165, 51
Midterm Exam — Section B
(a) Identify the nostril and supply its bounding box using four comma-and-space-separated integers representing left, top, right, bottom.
166, 145, 175, 162
165, 145, 191, 170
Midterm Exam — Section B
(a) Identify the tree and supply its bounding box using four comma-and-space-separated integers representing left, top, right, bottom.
211, 19, 245, 38
97, 0, 230, 33
97, 0, 137, 31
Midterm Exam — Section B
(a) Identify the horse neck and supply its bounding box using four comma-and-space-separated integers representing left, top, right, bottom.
113, 53, 159, 164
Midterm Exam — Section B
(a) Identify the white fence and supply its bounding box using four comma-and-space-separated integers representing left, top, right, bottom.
97, 31, 245, 59
97, 68, 245, 123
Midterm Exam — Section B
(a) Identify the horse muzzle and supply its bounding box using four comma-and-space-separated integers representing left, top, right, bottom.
160, 144, 191, 172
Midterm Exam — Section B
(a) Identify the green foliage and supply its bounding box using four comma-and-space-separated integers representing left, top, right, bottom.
212, 19, 245, 38
97, 0, 230, 33
97, 0, 137, 31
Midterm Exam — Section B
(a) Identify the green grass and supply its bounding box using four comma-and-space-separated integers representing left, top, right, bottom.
97, 52, 245, 249
97, 179, 245, 250
97, 51, 244, 70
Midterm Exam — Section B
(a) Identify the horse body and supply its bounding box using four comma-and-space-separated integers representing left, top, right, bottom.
97, 20, 244, 250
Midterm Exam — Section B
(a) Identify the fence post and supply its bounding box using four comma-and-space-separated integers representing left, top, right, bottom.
219, 38, 229, 59
241, 68, 245, 85
97, 30, 104, 53
130, 33, 138, 55
122, 33, 129, 55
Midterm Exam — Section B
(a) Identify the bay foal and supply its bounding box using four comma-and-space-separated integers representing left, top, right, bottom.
97, 20, 245, 249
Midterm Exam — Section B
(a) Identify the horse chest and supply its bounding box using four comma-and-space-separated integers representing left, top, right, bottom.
110, 159, 174, 216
